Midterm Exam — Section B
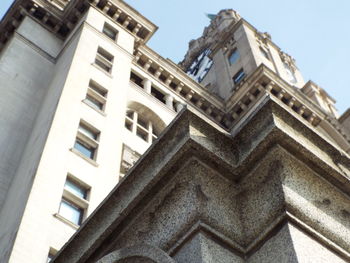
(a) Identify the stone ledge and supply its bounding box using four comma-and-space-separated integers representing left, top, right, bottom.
53, 101, 350, 263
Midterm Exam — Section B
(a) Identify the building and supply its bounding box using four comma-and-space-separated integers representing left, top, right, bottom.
0, 0, 349, 262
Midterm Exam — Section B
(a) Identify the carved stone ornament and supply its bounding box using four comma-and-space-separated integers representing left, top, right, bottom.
280, 51, 297, 72
180, 9, 240, 69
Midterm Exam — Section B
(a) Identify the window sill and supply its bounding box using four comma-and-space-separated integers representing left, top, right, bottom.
53, 213, 79, 230
70, 148, 99, 167
82, 100, 107, 116
62, 189, 89, 209
91, 63, 113, 78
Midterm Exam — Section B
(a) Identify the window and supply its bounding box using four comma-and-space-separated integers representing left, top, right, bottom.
260, 47, 270, 60
95, 47, 114, 73
102, 23, 118, 41
130, 71, 143, 87
84, 80, 108, 112
64, 178, 88, 199
47, 248, 57, 262
151, 86, 166, 104
233, 68, 245, 85
59, 199, 84, 225
57, 177, 89, 226
228, 48, 240, 65
73, 121, 99, 161
125, 110, 159, 143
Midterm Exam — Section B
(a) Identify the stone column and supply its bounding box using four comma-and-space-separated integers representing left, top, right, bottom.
165, 94, 174, 110
142, 79, 152, 94
175, 102, 185, 112
132, 111, 138, 134
147, 121, 153, 144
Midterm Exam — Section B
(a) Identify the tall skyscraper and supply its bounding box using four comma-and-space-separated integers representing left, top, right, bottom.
0, 0, 349, 262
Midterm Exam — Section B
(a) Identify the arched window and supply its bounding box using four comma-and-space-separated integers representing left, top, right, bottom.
124, 110, 160, 143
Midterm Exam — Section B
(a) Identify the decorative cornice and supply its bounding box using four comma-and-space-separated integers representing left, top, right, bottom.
53, 105, 350, 263
0, 0, 157, 52
133, 45, 227, 125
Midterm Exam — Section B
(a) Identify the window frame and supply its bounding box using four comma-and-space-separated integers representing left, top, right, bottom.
102, 22, 118, 41
95, 47, 114, 73
47, 247, 57, 263
57, 176, 90, 227
58, 198, 84, 226
233, 68, 246, 85
73, 121, 100, 161
228, 48, 240, 65
84, 80, 108, 112
64, 178, 88, 200
124, 110, 159, 144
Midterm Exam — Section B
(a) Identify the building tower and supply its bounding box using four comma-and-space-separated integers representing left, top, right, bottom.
0, 0, 349, 262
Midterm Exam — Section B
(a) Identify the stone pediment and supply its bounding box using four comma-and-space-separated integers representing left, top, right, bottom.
53, 102, 350, 262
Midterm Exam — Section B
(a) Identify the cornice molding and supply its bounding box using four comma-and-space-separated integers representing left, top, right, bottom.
53, 104, 350, 263
0, 0, 157, 52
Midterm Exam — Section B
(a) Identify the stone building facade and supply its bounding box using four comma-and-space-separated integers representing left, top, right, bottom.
0, 0, 349, 262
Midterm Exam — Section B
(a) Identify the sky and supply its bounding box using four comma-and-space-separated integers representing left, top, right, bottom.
1, 0, 349, 114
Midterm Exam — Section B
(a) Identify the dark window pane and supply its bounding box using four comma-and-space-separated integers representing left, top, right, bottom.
74, 140, 95, 159
64, 179, 87, 199
89, 81, 107, 97
136, 127, 148, 141
95, 58, 112, 73
229, 49, 239, 65
103, 24, 118, 40
59, 199, 83, 225
125, 120, 132, 131
151, 87, 166, 104
47, 254, 54, 263
97, 47, 113, 62
233, 69, 245, 85
130, 72, 143, 87
137, 118, 148, 129
85, 95, 103, 110
126, 110, 134, 119
78, 124, 98, 140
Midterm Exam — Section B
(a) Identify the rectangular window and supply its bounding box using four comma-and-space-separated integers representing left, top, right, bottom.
95, 47, 114, 73
84, 80, 108, 112
64, 178, 88, 199
102, 23, 118, 41
85, 94, 104, 110
233, 68, 245, 85
137, 118, 148, 129
73, 121, 99, 161
130, 71, 143, 87
74, 140, 96, 159
57, 176, 90, 226
59, 199, 84, 225
89, 80, 108, 97
228, 48, 240, 65
151, 86, 166, 104
136, 126, 148, 141
78, 123, 98, 140
125, 119, 133, 131
47, 248, 57, 262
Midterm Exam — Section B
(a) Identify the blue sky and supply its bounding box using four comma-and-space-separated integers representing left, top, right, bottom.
1, 0, 349, 114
